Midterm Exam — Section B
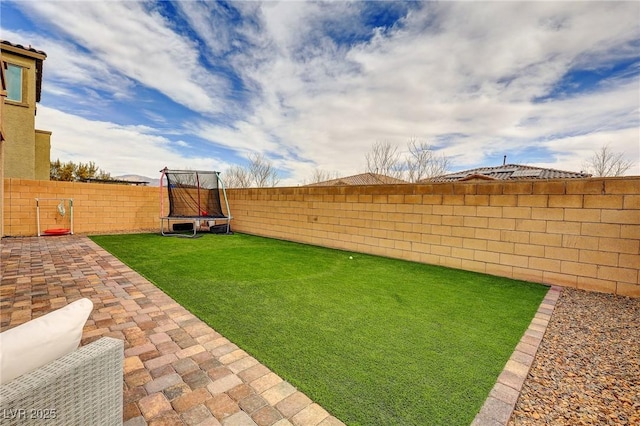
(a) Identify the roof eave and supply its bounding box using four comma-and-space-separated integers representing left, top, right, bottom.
1, 41, 47, 60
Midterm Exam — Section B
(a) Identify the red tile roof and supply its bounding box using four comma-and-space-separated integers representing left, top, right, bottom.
421, 164, 591, 182
1, 40, 47, 57
306, 172, 407, 186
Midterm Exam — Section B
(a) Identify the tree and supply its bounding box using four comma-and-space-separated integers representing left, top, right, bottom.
364, 139, 450, 182
248, 153, 280, 187
50, 159, 75, 181
224, 165, 251, 188
74, 161, 99, 181
50, 159, 112, 181
582, 144, 635, 177
223, 153, 280, 188
405, 139, 450, 182
365, 141, 403, 179
305, 169, 339, 185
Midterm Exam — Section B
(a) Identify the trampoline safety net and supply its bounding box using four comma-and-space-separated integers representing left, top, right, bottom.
160, 168, 232, 237
163, 169, 226, 218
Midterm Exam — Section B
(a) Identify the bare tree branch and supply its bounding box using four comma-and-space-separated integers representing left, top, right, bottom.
405, 138, 450, 182
248, 153, 280, 187
365, 139, 450, 182
583, 144, 635, 177
224, 153, 280, 188
305, 169, 339, 184
365, 141, 403, 178
223, 165, 251, 188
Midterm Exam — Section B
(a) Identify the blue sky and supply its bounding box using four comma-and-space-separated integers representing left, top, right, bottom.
2, 1, 639, 184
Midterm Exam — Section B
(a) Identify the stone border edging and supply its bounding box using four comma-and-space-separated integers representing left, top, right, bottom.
471, 285, 563, 426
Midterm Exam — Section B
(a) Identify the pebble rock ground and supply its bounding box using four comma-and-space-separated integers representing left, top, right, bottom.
509, 288, 639, 425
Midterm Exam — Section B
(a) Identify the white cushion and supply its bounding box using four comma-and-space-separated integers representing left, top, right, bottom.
0, 298, 93, 384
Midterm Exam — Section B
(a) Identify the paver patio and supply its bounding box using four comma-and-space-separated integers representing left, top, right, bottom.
0, 236, 344, 426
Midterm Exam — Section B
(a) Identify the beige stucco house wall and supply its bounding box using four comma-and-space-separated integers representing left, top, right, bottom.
34, 129, 52, 180
1, 41, 50, 181
0, 47, 6, 237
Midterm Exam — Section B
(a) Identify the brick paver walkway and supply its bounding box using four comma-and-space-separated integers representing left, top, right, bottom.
1, 236, 344, 426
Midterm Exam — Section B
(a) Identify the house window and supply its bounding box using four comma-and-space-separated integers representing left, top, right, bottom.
6, 63, 23, 102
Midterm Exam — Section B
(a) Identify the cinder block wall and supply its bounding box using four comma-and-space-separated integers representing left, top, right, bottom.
3, 177, 639, 296
227, 178, 640, 297
3, 179, 164, 236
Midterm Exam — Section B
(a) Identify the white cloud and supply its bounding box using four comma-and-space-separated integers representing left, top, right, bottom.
8, 1, 639, 184
174, 1, 238, 57
202, 1, 640, 183
38, 106, 231, 178
1, 28, 134, 100
534, 127, 640, 176
17, 1, 229, 114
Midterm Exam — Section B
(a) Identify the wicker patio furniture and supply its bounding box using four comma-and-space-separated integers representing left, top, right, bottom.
0, 337, 124, 425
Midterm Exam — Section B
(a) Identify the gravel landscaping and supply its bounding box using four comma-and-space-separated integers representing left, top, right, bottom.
509, 288, 640, 425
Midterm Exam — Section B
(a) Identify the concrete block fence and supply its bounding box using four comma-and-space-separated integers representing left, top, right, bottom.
3, 177, 639, 296
3, 178, 164, 236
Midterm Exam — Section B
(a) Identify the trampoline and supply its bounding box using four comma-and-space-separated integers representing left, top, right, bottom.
160, 168, 232, 237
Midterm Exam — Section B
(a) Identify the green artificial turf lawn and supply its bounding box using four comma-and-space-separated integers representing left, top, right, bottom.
91, 233, 548, 425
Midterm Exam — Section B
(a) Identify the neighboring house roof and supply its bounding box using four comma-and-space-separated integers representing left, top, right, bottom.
422, 164, 592, 183
1, 40, 47, 103
307, 172, 407, 186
